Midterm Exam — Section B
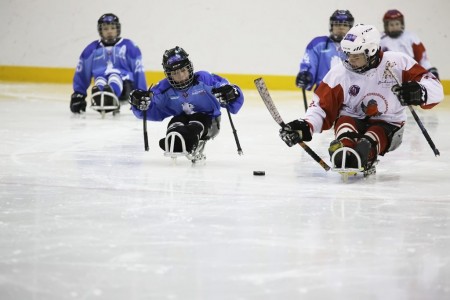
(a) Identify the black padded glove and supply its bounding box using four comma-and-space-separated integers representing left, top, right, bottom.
391, 81, 427, 106
428, 67, 439, 80
70, 92, 87, 113
129, 89, 152, 111
279, 119, 312, 147
212, 84, 240, 105
295, 71, 313, 89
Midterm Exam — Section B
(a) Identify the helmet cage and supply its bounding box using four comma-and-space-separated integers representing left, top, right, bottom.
162, 47, 194, 90
97, 13, 121, 45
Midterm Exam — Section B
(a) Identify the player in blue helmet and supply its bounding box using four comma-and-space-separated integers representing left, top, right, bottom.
129, 46, 244, 162
295, 10, 354, 91
70, 13, 147, 115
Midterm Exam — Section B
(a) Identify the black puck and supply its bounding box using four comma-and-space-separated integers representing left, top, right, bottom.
253, 171, 265, 176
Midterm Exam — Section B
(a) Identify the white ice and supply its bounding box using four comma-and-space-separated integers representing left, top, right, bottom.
0, 82, 449, 300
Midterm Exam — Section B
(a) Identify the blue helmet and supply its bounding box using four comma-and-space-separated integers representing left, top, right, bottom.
329, 10, 354, 42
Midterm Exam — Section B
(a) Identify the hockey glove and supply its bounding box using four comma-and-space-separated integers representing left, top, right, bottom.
428, 67, 439, 80
391, 81, 427, 106
212, 84, 240, 105
129, 89, 152, 111
70, 92, 87, 113
295, 71, 313, 89
279, 119, 312, 147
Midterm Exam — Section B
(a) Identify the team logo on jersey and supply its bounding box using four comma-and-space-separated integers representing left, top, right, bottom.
182, 102, 195, 115
359, 92, 388, 117
361, 99, 382, 117
348, 85, 360, 96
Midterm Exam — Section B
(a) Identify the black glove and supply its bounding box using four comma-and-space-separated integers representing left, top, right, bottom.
212, 84, 240, 105
279, 119, 312, 147
70, 92, 87, 113
129, 89, 152, 111
391, 81, 427, 106
428, 67, 439, 80
295, 71, 312, 89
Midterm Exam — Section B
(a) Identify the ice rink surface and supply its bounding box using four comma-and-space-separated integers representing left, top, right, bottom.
0, 82, 449, 300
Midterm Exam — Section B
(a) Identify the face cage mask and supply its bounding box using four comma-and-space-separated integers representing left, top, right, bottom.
342, 52, 372, 74
99, 23, 120, 45
165, 64, 194, 90
329, 21, 352, 42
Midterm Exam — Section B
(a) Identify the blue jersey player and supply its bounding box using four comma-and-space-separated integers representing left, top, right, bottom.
70, 13, 147, 114
129, 46, 244, 160
295, 10, 354, 91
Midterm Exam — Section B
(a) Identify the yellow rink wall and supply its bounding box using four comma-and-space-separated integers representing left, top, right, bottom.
1, 65, 449, 94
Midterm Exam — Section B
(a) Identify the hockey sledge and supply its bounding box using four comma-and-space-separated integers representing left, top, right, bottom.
330, 147, 377, 181
90, 89, 120, 118
163, 132, 206, 164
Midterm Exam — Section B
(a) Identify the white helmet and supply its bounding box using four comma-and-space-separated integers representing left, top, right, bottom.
340, 24, 381, 73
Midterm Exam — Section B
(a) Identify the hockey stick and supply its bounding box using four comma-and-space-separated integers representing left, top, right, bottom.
385, 66, 440, 156
254, 77, 330, 171
143, 110, 149, 151
301, 88, 308, 112
225, 105, 243, 155
142, 84, 153, 152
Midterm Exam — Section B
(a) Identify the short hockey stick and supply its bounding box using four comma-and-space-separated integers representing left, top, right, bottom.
254, 77, 330, 171
143, 110, 149, 151
385, 66, 440, 156
225, 105, 243, 155
142, 83, 153, 152
301, 88, 308, 112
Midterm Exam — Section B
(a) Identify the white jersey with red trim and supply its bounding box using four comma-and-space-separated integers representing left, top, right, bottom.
305, 51, 443, 135
380, 30, 433, 70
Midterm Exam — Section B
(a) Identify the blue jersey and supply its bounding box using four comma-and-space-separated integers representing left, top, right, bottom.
299, 36, 345, 90
131, 71, 244, 121
73, 38, 147, 95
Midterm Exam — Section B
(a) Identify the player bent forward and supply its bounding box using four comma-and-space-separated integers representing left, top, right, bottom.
280, 24, 443, 174
130, 46, 244, 162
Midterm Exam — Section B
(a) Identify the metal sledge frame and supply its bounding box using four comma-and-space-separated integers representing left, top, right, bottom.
331, 147, 377, 181
163, 132, 206, 163
90, 90, 120, 118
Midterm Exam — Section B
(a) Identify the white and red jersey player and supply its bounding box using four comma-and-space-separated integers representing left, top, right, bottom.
304, 50, 442, 161
280, 24, 443, 170
380, 31, 434, 71
305, 50, 443, 135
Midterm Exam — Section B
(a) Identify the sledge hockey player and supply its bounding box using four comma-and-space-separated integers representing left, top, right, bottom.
280, 24, 443, 175
70, 13, 147, 115
380, 9, 439, 79
129, 46, 244, 162
295, 10, 354, 91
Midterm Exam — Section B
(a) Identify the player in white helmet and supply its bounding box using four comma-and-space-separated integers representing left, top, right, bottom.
280, 24, 443, 175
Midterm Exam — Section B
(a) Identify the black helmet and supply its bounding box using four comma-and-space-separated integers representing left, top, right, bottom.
162, 46, 194, 90
97, 13, 121, 45
329, 10, 354, 42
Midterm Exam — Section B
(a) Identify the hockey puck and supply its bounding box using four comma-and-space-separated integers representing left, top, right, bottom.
253, 171, 265, 176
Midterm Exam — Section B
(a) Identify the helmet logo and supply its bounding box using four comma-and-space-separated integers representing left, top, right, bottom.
167, 54, 183, 64
344, 34, 357, 42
